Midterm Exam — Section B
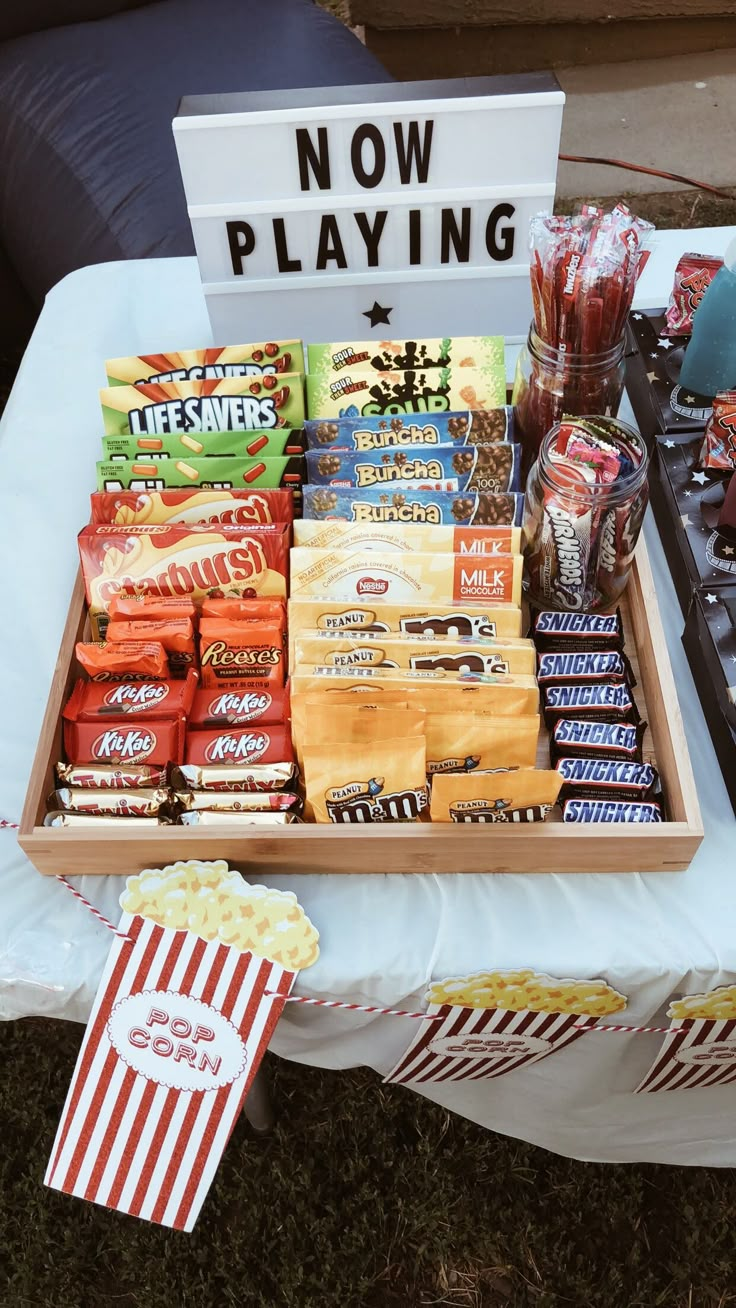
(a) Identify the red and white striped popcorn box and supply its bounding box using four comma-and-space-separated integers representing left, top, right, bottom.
635, 1016, 736, 1093
45, 865, 319, 1231
385, 1003, 598, 1085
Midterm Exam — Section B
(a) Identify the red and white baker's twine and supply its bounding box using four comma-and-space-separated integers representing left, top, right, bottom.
0, 820, 687, 1036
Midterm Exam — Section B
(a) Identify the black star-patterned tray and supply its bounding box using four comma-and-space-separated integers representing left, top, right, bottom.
654, 435, 734, 614
625, 308, 712, 444
683, 581, 736, 815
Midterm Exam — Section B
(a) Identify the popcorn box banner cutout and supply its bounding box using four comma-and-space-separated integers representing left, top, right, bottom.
45, 862, 319, 1231
173, 77, 564, 342
385, 971, 627, 1085
636, 987, 736, 1093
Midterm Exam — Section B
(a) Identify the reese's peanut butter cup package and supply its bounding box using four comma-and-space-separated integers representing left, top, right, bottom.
430, 768, 562, 823
303, 738, 429, 824
425, 715, 539, 775
304, 408, 513, 450
307, 338, 504, 379
289, 548, 522, 607
293, 519, 521, 555
91, 488, 295, 527
293, 633, 535, 676
302, 486, 523, 527
106, 342, 302, 387
100, 375, 304, 436
306, 443, 520, 494
306, 364, 506, 419
291, 669, 539, 717
199, 618, 285, 689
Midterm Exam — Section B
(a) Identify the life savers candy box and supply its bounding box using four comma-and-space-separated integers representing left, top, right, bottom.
302, 486, 523, 527
305, 365, 506, 419
78, 524, 289, 634
307, 337, 504, 378
101, 429, 305, 460
654, 435, 734, 615
304, 409, 513, 451
293, 519, 521, 556
289, 547, 522, 606
105, 341, 303, 386
96, 454, 305, 493
100, 375, 305, 436
682, 581, 736, 815
90, 488, 294, 527
305, 444, 521, 494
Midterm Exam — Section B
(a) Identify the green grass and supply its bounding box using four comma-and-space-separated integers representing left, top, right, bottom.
3, 1017, 736, 1308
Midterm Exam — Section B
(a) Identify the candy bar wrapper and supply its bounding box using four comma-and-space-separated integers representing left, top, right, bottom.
542, 682, 640, 728
289, 547, 522, 606
700, 392, 736, 471
44, 812, 163, 828
430, 767, 561, 823
174, 790, 301, 813
293, 519, 521, 556
664, 254, 723, 336
91, 488, 295, 527
306, 443, 521, 494
385, 1003, 598, 1084
78, 525, 289, 627
185, 725, 293, 767
173, 763, 298, 792
303, 737, 428, 824
76, 641, 169, 681
529, 608, 624, 653
178, 811, 298, 825
550, 719, 646, 763
294, 633, 535, 676
555, 757, 659, 802
562, 798, 662, 823
306, 365, 506, 418
44, 912, 297, 1230
307, 337, 504, 378
199, 619, 285, 689
64, 718, 185, 767
52, 788, 170, 816
106, 342, 303, 387
189, 685, 288, 729
425, 714, 540, 775
96, 455, 304, 494
302, 485, 523, 527
100, 375, 304, 436
636, 1017, 736, 1092
304, 408, 513, 450
102, 429, 305, 460
536, 651, 635, 688
56, 762, 168, 789
108, 595, 197, 622
291, 669, 539, 718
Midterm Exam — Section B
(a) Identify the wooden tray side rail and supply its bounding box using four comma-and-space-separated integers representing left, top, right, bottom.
18, 545, 704, 876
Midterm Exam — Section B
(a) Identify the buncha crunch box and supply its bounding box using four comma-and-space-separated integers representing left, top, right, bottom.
101, 375, 304, 436
301, 487, 523, 526
307, 337, 504, 379
305, 444, 520, 494
306, 365, 506, 419
106, 342, 303, 386
304, 410, 513, 450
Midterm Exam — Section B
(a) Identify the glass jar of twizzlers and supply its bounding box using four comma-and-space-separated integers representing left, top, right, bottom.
523, 418, 649, 612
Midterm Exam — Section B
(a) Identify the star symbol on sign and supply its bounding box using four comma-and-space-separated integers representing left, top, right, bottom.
684, 395, 696, 404
657, 338, 674, 349
664, 440, 676, 448
692, 470, 710, 485
705, 593, 718, 604
680, 513, 691, 527
363, 301, 392, 328
724, 545, 735, 556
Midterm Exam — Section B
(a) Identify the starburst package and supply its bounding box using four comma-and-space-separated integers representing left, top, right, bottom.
425, 714, 540, 774
106, 342, 302, 386
430, 768, 562, 822
292, 519, 521, 555
100, 375, 304, 436
293, 633, 535, 676
302, 486, 523, 527
303, 738, 429, 823
307, 337, 504, 378
305, 443, 520, 494
91, 488, 295, 527
305, 364, 506, 418
289, 547, 522, 606
304, 409, 513, 450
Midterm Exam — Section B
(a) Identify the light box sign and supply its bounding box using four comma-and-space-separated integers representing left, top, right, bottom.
173, 75, 564, 345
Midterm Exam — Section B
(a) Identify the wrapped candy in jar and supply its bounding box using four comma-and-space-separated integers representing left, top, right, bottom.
523, 418, 649, 612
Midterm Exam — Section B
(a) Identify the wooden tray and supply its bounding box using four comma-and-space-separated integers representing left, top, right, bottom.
19, 542, 703, 876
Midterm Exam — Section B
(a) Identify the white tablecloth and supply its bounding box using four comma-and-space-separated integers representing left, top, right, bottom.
2, 230, 735, 1166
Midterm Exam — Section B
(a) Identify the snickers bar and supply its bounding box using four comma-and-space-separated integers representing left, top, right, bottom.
536, 651, 634, 687
555, 756, 659, 801
562, 798, 663, 823
530, 609, 624, 653
550, 719, 646, 763
542, 683, 640, 728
